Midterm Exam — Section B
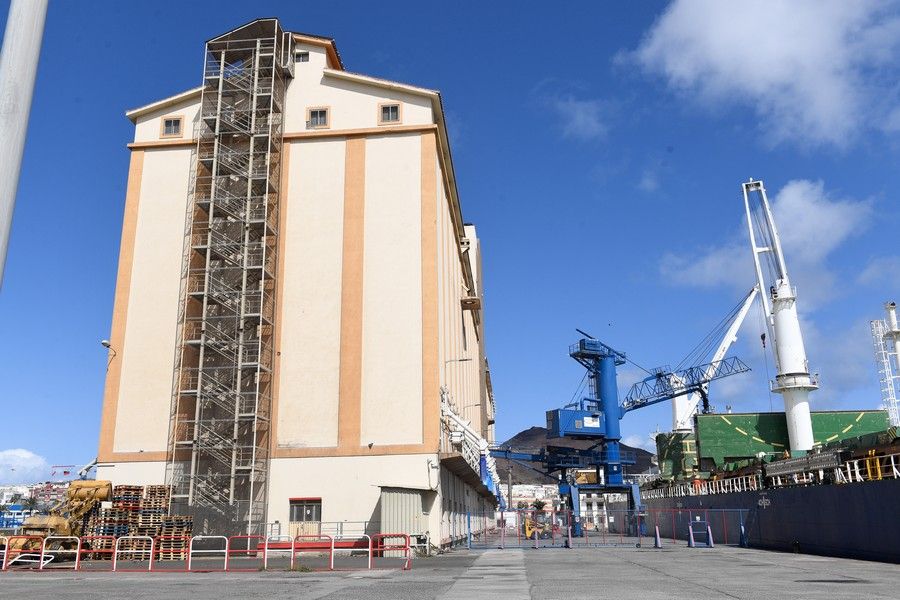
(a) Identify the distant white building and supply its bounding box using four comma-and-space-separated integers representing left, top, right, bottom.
0, 484, 29, 505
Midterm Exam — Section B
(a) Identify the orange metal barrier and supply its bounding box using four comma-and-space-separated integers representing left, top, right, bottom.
77, 536, 116, 570
2, 536, 45, 570
39, 536, 81, 570
292, 534, 334, 571
371, 533, 411, 570
225, 535, 265, 572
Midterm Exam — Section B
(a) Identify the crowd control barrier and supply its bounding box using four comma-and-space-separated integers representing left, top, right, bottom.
2, 536, 45, 570
0, 531, 412, 574
332, 534, 372, 570
113, 536, 155, 572
371, 533, 411, 570
187, 536, 228, 572
292, 534, 334, 571
39, 536, 81, 570
263, 535, 296, 570
225, 535, 265, 572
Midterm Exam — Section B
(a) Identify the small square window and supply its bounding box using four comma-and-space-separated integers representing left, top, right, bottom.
307, 108, 329, 129
379, 103, 400, 124
295, 51, 309, 63
161, 117, 182, 138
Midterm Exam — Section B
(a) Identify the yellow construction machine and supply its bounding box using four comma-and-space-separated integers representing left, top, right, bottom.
3, 480, 112, 565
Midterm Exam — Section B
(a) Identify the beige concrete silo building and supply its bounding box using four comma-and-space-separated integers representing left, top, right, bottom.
96, 18, 500, 547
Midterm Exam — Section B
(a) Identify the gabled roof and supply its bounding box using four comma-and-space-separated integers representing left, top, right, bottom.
125, 87, 202, 122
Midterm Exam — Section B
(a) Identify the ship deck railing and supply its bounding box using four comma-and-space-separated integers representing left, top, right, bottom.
642, 450, 900, 500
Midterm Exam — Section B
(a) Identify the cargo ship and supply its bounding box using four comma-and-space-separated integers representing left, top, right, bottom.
631, 411, 900, 562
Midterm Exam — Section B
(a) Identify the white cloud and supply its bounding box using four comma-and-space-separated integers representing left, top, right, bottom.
660, 179, 871, 307
632, 0, 900, 147
858, 255, 900, 285
0, 449, 49, 484
550, 96, 608, 140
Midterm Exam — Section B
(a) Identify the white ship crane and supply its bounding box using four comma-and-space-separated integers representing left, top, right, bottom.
743, 179, 817, 453
871, 302, 900, 427
671, 286, 759, 431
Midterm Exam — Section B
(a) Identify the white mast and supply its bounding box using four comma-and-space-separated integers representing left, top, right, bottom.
872, 302, 900, 426
0, 0, 48, 287
743, 179, 817, 453
671, 286, 759, 431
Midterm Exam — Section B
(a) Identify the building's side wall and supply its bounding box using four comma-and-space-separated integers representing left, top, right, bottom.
98, 146, 192, 462
100, 38, 497, 531
360, 133, 423, 445
267, 453, 438, 526
275, 138, 346, 448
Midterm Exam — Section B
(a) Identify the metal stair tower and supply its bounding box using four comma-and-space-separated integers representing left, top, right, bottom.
166, 19, 295, 535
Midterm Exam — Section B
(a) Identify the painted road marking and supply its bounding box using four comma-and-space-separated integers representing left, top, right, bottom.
439, 550, 529, 600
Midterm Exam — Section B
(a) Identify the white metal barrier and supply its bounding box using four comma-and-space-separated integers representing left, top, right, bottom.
332, 534, 372, 570
113, 536, 155, 572
263, 535, 294, 570
187, 535, 228, 572
0, 536, 6, 569
39, 536, 81, 571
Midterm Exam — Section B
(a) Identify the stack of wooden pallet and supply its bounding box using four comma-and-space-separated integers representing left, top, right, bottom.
112, 485, 146, 559
158, 514, 193, 560
135, 485, 170, 541
85, 507, 131, 559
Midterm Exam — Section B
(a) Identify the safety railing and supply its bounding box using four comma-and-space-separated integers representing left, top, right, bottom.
263, 535, 295, 570
225, 535, 265, 572
113, 536, 155, 572
371, 533, 411, 570
77, 536, 116, 570
39, 536, 81, 571
0, 532, 413, 574
332, 534, 372, 570
292, 534, 334, 571
187, 535, 228, 572
2, 536, 44, 570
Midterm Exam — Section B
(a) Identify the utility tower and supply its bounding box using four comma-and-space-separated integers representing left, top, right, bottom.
871, 302, 900, 427
743, 180, 817, 453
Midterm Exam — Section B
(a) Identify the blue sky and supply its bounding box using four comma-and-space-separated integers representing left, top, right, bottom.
1, 1, 899, 482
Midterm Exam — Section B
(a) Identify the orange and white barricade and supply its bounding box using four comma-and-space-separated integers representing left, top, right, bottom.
2, 536, 45, 570
332, 534, 372, 570
263, 535, 295, 570
371, 533, 411, 571
39, 536, 81, 570
187, 535, 228, 572
292, 534, 334, 571
113, 535, 155, 572
77, 536, 116, 570
225, 535, 265, 572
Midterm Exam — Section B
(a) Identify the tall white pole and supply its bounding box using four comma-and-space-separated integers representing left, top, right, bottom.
0, 0, 48, 288
743, 179, 817, 454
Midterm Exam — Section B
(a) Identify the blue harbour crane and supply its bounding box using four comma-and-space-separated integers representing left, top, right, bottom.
492, 334, 750, 537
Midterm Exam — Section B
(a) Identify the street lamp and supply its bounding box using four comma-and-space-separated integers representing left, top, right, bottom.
101, 339, 117, 369
442, 357, 472, 383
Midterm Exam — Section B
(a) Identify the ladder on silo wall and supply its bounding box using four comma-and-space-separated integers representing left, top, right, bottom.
166, 19, 295, 535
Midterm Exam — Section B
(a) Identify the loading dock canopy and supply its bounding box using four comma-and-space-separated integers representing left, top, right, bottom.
439, 453, 499, 504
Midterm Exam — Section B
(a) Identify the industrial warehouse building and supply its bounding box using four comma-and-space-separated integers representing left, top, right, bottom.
96, 18, 501, 546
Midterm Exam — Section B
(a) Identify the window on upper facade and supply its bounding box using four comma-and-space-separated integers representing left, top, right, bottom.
379, 103, 401, 124
289, 499, 322, 522
295, 50, 309, 63
307, 107, 329, 129
161, 116, 183, 138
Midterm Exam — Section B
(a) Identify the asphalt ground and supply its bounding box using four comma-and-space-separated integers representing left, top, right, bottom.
1, 546, 898, 599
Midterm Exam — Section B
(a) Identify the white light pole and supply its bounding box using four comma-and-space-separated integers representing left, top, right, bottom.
0, 0, 48, 287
